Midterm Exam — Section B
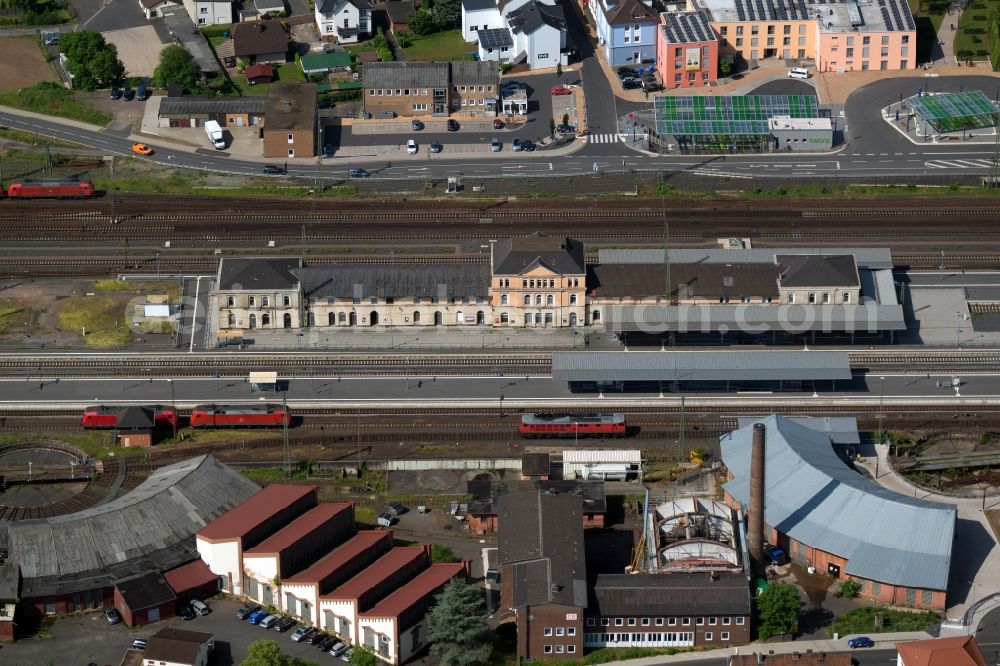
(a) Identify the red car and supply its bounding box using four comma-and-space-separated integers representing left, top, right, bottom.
520, 413, 626, 438
550, 86, 573, 96
189, 404, 292, 428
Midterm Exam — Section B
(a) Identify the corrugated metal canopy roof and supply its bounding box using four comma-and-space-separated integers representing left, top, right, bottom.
721, 415, 955, 590
597, 248, 894, 270
602, 303, 906, 332
552, 351, 851, 382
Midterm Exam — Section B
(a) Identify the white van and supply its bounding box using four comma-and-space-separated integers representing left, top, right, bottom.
787, 67, 810, 79
204, 120, 226, 150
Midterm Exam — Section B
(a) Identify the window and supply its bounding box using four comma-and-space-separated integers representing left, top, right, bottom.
783, 24, 791, 34
721, 631, 730, 640
722, 617, 731, 626
570, 294, 578, 305
736, 617, 745, 625
601, 618, 610, 627
798, 24, 806, 34
567, 646, 576, 654
863, 47, 870, 57
615, 618, 624, 626
846, 48, 853, 57
227, 296, 235, 307
863, 35, 871, 44
901, 46, 909, 56
655, 618, 664, 626
546, 294, 554, 306
535, 295, 543, 305
287, 133, 294, 143
808, 293, 816, 304
736, 38, 743, 47
198, 17, 206, 23
798, 36, 806, 46
682, 618, 690, 626
880, 60, 888, 70
628, 618, 637, 626
283, 295, 291, 306
705, 632, 713, 641
587, 618, 596, 627
555, 628, 564, 636
523, 295, 531, 306
902, 34, 909, 44
249, 296, 256, 307
846, 36, 854, 45
751, 25, 758, 34
881, 47, 889, 56
675, 47, 683, 56
261, 296, 269, 307
751, 37, 759, 46
555, 646, 564, 654
736, 25, 743, 35
543, 628, 553, 636
200, 6, 207, 12
783, 37, 790, 45
843, 292, 850, 303
567, 627, 576, 636
720, 26, 728, 35
882, 35, 890, 45
501, 294, 508, 305
709, 617, 717, 626
767, 37, 774, 46
543, 646, 553, 654
696, 617, 704, 626
343, 17, 349, 27
641, 618, 650, 626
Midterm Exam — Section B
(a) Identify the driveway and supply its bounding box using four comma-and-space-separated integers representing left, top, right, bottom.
72, 0, 149, 32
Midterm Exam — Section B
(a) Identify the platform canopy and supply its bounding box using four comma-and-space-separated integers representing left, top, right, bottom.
906, 90, 1000, 133
653, 95, 822, 136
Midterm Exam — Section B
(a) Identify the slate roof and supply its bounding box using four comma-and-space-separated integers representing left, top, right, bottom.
521, 452, 550, 476
589, 572, 751, 616
117, 406, 154, 429
777, 254, 860, 288
603, 0, 658, 25
232, 20, 288, 58
116, 570, 177, 611
721, 415, 956, 590
363, 62, 449, 90
5, 456, 258, 599
451, 60, 499, 85
895, 636, 987, 666
463, 0, 498, 10
469, 479, 606, 516
145, 628, 214, 665
159, 96, 266, 116
507, 1, 566, 34
300, 264, 490, 300
493, 234, 585, 276
660, 9, 717, 43
385, 0, 416, 22
588, 263, 780, 300
265, 84, 317, 131
318, 0, 373, 11
217, 257, 301, 291
498, 490, 587, 609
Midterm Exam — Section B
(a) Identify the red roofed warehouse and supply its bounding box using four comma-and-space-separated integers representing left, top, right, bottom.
896, 635, 988, 666
357, 562, 467, 665
196, 484, 318, 593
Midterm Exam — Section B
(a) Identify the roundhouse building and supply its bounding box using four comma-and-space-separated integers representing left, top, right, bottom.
721, 415, 955, 610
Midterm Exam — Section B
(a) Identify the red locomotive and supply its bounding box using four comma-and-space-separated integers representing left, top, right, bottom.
82, 404, 178, 429
6, 179, 96, 198
519, 413, 627, 438
189, 404, 292, 428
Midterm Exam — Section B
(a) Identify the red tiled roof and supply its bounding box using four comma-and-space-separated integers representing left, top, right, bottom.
322, 547, 426, 600
196, 484, 316, 541
287, 531, 391, 585
361, 563, 464, 618
246, 63, 274, 80
730, 654, 850, 666
164, 559, 218, 595
896, 636, 987, 666
246, 503, 353, 555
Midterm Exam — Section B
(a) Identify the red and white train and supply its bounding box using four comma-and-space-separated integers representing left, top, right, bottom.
82, 405, 178, 429
519, 413, 627, 438
189, 404, 292, 428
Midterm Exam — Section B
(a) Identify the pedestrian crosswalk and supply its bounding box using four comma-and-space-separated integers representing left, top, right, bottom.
925, 158, 994, 169
586, 133, 621, 144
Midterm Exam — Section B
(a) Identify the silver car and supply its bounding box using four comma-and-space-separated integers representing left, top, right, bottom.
490, 137, 501, 152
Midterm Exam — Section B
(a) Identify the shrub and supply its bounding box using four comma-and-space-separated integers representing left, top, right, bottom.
965, 26, 986, 34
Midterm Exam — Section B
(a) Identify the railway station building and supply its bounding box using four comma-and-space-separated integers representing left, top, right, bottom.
0, 455, 259, 638
721, 415, 955, 610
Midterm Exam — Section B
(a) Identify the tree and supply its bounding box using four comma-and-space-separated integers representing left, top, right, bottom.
431, 544, 456, 563
242, 639, 291, 666
427, 578, 493, 666
719, 59, 732, 76
349, 646, 377, 666
154, 44, 201, 89
60, 31, 125, 90
407, 8, 438, 35
757, 582, 802, 640
556, 62, 563, 81
839, 578, 861, 599
431, 0, 461, 29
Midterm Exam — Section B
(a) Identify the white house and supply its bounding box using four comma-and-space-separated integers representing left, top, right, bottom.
315, 0, 374, 43
461, 0, 502, 42
143, 628, 214, 666
507, 1, 566, 69
138, 0, 233, 24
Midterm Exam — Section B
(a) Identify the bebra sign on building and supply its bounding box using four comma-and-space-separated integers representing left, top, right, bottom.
685, 47, 700, 70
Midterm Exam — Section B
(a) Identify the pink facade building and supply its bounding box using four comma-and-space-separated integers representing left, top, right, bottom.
655, 10, 719, 90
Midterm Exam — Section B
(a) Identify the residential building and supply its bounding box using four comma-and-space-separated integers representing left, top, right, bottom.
143, 628, 214, 666
721, 415, 955, 610
896, 636, 988, 666
196, 484, 318, 592
158, 96, 267, 128
655, 10, 718, 89
356, 563, 468, 665
776, 254, 860, 305
462, 0, 503, 41
449, 60, 500, 116
593, 0, 659, 67
231, 19, 288, 64
490, 234, 587, 328
506, 0, 567, 69
362, 62, 451, 117
214, 257, 303, 330
315, 0, 374, 43
263, 83, 317, 158
183, 0, 233, 25
691, 0, 915, 72
241, 503, 356, 613
498, 490, 588, 660
585, 573, 752, 649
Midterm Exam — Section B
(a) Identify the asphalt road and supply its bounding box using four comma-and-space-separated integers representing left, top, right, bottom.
3, 75, 999, 180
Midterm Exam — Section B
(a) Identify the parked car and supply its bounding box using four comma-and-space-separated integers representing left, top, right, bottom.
617, 66, 638, 78
260, 614, 281, 629
501, 80, 522, 93
131, 143, 153, 156
348, 167, 370, 178
317, 98, 332, 109
323, 144, 334, 158
621, 77, 642, 89
43, 34, 59, 46
136, 79, 149, 101
521, 139, 535, 152
123, 84, 134, 101
317, 635, 338, 651
306, 630, 326, 645
329, 642, 349, 657
178, 603, 196, 621
411, 119, 424, 131
512, 137, 523, 152
377, 512, 397, 526
103, 607, 121, 625
642, 80, 662, 92
274, 616, 297, 632
788, 67, 810, 79
848, 637, 874, 649
236, 604, 261, 620
550, 86, 572, 96
493, 118, 504, 129
430, 140, 442, 153
342, 648, 355, 662
109, 87, 122, 100
556, 124, 576, 135
190, 600, 210, 616
407, 139, 418, 154
447, 119, 459, 131
291, 625, 316, 642
247, 609, 270, 625
490, 137, 501, 152
131, 639, 148, 650
262, 165, 285, 175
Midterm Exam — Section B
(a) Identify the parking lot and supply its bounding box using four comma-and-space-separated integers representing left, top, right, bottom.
0, 596, 352, 666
